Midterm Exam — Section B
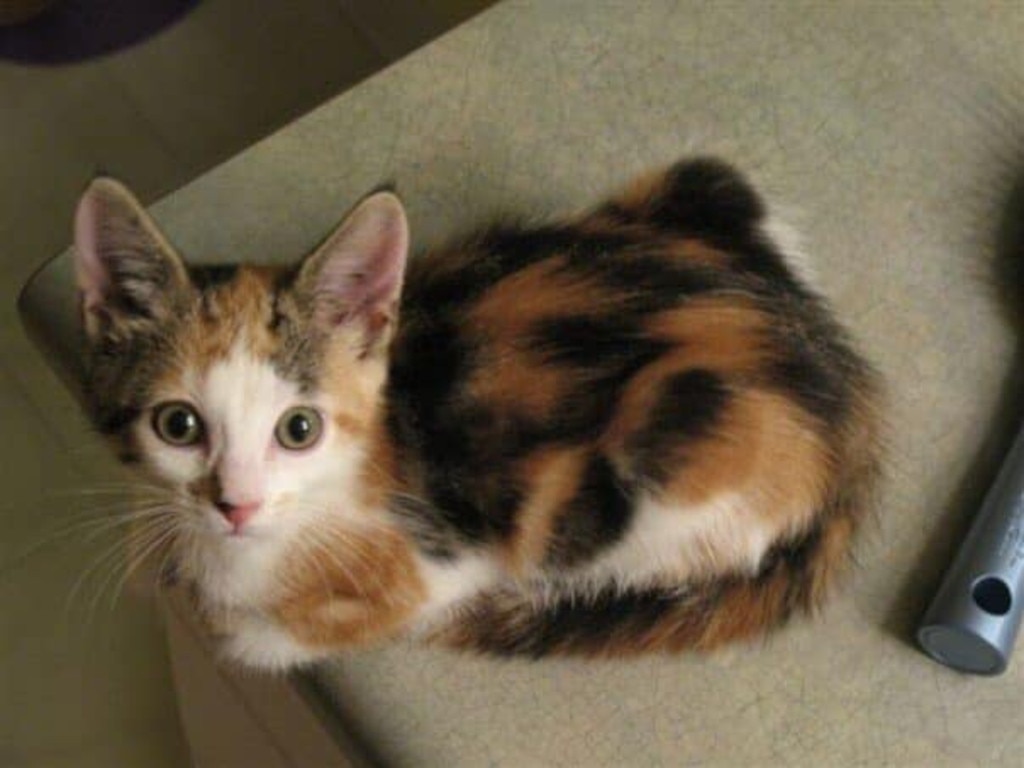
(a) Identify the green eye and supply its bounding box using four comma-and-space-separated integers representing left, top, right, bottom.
152, 402, 204, 446
275, 407, 323, 450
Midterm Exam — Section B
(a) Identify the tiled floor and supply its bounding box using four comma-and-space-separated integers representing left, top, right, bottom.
0, 1, 489, 764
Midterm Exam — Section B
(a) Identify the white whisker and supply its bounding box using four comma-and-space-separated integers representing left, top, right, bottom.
108, 524, 180, 610
87, 518, 177, 622
66, 515, 172, 623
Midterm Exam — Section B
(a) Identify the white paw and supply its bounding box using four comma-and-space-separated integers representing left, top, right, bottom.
220, 613, 325, 672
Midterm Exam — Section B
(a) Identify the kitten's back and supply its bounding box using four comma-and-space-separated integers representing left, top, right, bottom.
386, 158, 881, 655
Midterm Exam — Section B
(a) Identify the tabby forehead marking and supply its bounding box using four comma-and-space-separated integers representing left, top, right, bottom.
183, 267, 279, 370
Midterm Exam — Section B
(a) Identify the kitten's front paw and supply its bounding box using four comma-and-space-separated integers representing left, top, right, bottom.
220, 613, 325, 672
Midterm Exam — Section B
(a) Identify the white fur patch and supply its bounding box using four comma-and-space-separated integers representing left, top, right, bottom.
761, 212, 817, 287
571, 492, 777, 594
412, 553, 501, 631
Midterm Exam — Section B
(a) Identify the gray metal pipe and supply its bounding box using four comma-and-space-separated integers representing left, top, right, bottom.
918, 421, 1024, 674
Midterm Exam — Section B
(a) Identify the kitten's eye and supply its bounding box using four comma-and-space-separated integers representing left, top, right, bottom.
275, 407, 323, 450
152, 402, 204, 446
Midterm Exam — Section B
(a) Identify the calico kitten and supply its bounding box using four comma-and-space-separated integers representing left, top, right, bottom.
72, 158, 880, 669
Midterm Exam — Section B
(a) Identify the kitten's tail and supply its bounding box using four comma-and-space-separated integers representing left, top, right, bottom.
432, 516, 851, 658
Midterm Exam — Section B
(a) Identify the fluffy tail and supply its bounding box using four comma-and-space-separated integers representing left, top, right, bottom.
433, 515, 851, 658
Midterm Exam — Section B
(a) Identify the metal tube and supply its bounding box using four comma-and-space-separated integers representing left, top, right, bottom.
918, 421, 1024, 674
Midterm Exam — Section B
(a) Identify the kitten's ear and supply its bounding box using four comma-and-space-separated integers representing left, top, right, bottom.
296, 191, 409, 356
73, 178, 190, 340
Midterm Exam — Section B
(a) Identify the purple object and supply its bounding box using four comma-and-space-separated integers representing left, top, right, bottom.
0, 0, 198, 64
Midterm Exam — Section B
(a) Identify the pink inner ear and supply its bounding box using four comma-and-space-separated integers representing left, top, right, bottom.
313, 192, 409, 328
73, 189, 113, 312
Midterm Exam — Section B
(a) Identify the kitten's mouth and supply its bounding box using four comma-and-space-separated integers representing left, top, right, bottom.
217, 518, 269, 541
203, 511, 254, 540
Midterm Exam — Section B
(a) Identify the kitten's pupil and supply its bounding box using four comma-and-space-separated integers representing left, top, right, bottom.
288, 414, 312, 442
167, 410, 195, 440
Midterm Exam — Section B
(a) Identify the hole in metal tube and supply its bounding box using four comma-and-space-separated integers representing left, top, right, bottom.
972, 576, 1012, 616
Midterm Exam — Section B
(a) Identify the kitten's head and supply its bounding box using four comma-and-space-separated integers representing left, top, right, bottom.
72, 179, 408, 549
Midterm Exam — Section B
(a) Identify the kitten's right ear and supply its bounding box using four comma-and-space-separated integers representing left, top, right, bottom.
294, 190, 409, 357
73, 178, 190, 340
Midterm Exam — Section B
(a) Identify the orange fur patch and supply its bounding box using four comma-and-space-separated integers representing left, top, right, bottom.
193, 268, 278, 365
644, 297, 768, 371
612, 168, 670, 214
503, 448, 589, 573
667, 238, 731, 268
602, 298, 768, 459
274, 524, 426, 648
468, 255, 611, 334
464, 256, 612, 418
319, 333, 386, 438
661, 389, 830, 516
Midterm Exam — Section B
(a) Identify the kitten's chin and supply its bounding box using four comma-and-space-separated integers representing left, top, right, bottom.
209, 526, 285, 555
180, 517, 299, 609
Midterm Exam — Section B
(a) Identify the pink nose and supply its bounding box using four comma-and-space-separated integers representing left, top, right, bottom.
215, 500, 261, 531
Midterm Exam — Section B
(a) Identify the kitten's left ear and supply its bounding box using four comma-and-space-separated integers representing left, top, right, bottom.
73, 177, 190, 341
296, 190, 409, 356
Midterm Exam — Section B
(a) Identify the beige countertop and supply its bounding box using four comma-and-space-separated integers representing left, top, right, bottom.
20, 1, 1024, 765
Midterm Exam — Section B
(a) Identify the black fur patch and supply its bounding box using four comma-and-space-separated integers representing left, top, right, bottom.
545, 455, 634, 567
467, 587, 700, 658
482, 225, 636, 277
389, 318, 472, 422
96, 405, 141, 435
769, 348, 848, 424
765, 300, 858, 425
733, 240, 808, 294
631, 369, 731, 485
117, 450, 142, 464
406, 464, 523, 544
387, 316, 524, 542
387, 495, 465, 560
530, 315, 649, 368
650, 158, 765, 237
405, 224, 637, 316
598, 158, 764, 244
526, 316, 671, 444
189, 264, 239, 290
565, 251, 726, 308
758, 524, 823, 584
